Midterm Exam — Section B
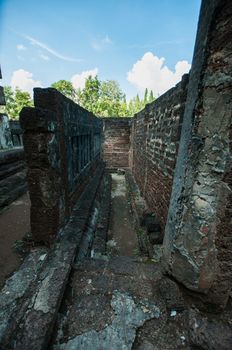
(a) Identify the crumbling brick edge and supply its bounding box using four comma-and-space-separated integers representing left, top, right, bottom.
0, 162, 105, 350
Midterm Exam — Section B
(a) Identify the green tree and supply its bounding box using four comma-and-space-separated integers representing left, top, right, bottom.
98, 80, 123, 117
143, 88, 148, 105
78, 75, 101, 114
134, 94, 144, 113
0, 86, 33, 120
0, 86, 15, 118
14, 89, 33, 119
49, 76, 154, 118
149, 90, 155, 103
119, 94, 129, 117
51, 80, 77, 101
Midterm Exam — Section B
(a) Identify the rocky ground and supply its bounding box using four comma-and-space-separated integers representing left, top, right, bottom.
0, 172, 231, 350
49, 173, 232, 350
108, 173, 138, 256
49, 255, 232, 350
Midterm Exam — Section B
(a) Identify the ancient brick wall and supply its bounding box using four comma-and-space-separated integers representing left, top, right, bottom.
20, 88, 103, 243
102, 118, 131, 169
130, 75, 189, 232
163, 0, 232, 308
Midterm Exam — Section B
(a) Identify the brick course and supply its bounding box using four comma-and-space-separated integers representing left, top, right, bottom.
102, 118, 131, 169
131, 75, 189, 232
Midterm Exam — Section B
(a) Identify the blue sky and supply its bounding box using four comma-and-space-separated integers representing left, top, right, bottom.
0, 0, 201, 99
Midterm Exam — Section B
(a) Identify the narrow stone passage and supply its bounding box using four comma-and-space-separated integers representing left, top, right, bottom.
109, 173, 138, 256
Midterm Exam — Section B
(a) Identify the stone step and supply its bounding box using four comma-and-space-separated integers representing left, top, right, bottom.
0, 171, 28, 208
0, 148, 24, 166
0, 160, 25, 181
0, 183, 28, 208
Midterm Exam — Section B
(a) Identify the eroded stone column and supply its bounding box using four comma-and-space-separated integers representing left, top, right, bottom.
20, 107, 64, 243
163, 0, 232, 307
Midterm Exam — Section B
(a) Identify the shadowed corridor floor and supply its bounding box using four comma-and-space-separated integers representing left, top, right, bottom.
109, 173, 138, 256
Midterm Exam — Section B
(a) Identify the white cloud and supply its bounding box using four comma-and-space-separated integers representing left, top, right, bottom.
91, 35, 112, 51
127, 52, 191, 96
16, 44, 26, 51
39, 53, 50, 61
71, 68, 99, 90
23, 34, 82, 62
11, 69, 42, 95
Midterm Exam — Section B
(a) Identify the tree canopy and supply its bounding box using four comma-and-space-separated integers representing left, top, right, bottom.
1, 78, 155, 120
0, 86, 33, 120
51, 80, 77, 101
75, 76, 155, 117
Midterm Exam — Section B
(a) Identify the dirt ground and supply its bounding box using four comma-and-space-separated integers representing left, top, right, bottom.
109, 173, 138, 256
0, 193, 30, 289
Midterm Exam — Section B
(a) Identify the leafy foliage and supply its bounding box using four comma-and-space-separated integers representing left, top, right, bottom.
0, 86, 33, 120
1, 78, 155, 120
77, 76, 101, 114
51, 80, 77, 101
75, 76, 155, 117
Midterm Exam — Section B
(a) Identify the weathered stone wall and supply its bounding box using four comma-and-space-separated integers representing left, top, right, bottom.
0, 87, 5, 106
20, 88, 103, 243
0, 115, 13, 150
130, 75, 189, 232
102, 118, 131, 169
0, 67, 5, 106
0, 70, 27, 207
163, 0, 232, 308
9, 121, 24, 147
0, 148, 27, 208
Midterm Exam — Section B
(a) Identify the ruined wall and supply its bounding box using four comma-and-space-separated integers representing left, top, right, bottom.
0, 87, 5, 106
0, 115, 13, 150
0, 67, 5, 106
9, 121, 23, 147
0, 69, 27, 207
20, 88, 103, 243
102, 118, 131, 169
130, 75, 189, 232
163, 0, 232, 308
0, 148, 27, 208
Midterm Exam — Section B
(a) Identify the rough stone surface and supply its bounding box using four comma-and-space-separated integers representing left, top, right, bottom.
0, 87, 5, 106
0, 248, 48, 346
0, 165, 104, 350
109, 173, 138, 256
0, 68, 5, 106
52, 257, 165, 350
91, 172, 111, 256
55, 291, 160, 350
20, 88, 102, 243
10, 120, 24, 147
189, 307, 232, 350
0, 148, 27, 208
130, 74, 189, 234
0, 193, 30, 289
0, 115, 13, 149
141, 213, 162, 245
163, 0, 232, 307
102, 118, 131, 169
